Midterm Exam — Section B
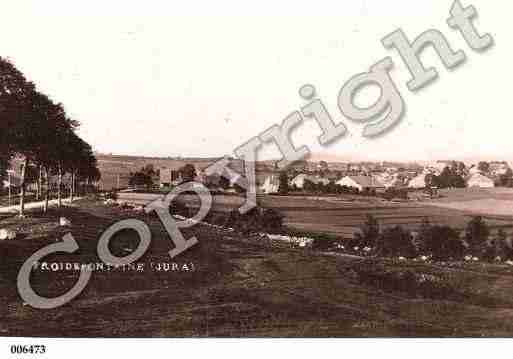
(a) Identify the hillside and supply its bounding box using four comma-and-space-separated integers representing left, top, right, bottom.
2, 198, 513, 337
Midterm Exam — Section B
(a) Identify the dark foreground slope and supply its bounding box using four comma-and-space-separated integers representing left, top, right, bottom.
1, 199, 513, 337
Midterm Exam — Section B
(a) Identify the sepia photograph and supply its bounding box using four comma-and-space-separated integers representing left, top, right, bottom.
0, 0, 512, 356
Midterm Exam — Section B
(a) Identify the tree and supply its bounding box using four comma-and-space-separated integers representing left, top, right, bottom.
498, 168, 513, 187
318, 161, 329, 175
0, 57, 97, 214
377, 225, 417, 258
432, 166, 465, 189
423, 225, 464, 260
478, 161, 490, 173
465, 216, 490, 250
303, 179, 316, 193
354, 214, 380, 248
0, 57, 39, 216
456, 161, 467, 176
278, 171, 289, 194
489, 229, 510, 260
142, 164, 156, 176
129, 166, 154, 189
178, 164, 197, 183
36, 101, 80, 211
424, 173, 435, 188
415, 217, 432, 253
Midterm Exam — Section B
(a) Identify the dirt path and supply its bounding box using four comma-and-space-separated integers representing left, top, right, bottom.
0, 197, 81, 214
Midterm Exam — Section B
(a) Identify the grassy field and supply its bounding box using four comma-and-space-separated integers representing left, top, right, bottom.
117, 190, 513, 239
2, 199, 513, 336
263, 195, 513, 238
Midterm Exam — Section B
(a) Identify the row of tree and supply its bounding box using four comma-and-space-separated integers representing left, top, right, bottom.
350, 214, 511, 261
0, 57, 100, 216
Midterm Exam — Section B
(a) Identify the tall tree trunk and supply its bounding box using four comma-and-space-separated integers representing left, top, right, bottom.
43, 167, 49, 213
7, 171, 12, 207
36, 165, 42, 201
19, 158, 28, 217
70, 171, 74, 202
57, 165, 62, 208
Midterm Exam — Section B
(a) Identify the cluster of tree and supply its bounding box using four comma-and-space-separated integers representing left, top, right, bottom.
177, 164, 197, 183
0, 57, 100, 215
476, 161, 513, 187
303, 180, 360, 194
349, 214, 512, 261
477, 161, 490, 173
427, 165, 466, 189
381, 187, 409, 200
497, 168, 513, 187
129, 164, 158, 189
278, 172, 289, 194
280, 176, 359, 195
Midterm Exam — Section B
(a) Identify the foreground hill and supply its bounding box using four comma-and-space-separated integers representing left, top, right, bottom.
1, 199, 513, 336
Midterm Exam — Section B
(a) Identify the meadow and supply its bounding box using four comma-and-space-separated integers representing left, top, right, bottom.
117, 190, 513, 239
2, 198, 513, 336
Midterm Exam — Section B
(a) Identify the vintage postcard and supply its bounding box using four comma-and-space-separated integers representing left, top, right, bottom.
0, 0, 511, 357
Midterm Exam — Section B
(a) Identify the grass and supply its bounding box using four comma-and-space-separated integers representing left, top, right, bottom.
2, 199, 513, 336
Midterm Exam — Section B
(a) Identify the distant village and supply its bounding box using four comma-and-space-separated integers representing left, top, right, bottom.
3, 154, 512, 200
34, 154, 509, 199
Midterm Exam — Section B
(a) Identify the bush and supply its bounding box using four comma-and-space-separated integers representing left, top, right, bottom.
381, 188, 408, 201
224, 207, 284, 234
481, 229, 513, 261
421, 225, 465, 260
465, 216, 490, 251
376, 225, 417, 258
352, 214, 380, 248
261, 208, 284, 232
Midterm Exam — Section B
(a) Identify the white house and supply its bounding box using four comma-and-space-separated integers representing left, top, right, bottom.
375, 173, 403, 188
290, 174, 329, 189
466, 173, 495, 188
336, 176, 385, 192
260, 174, 280, 194
408, 173, 428, 189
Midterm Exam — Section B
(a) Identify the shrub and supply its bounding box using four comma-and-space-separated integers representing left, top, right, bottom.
261, 208, 284, 232
422, 225, 465, 260
465, 216, 490, 251
376, 225, 417, 258
352, 214, 380, 248
482, 229, 513, 261
278, 172, 289, 194
223, 207, 284, 234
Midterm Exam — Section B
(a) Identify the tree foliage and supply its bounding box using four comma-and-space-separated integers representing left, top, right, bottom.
465, 216, 490, 250
178, 164, 197, 183
0, 57, 99, 214
278, 172, 289, 194
431, 166, 466, 188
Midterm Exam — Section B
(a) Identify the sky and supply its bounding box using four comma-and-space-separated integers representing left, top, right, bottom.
0, 0, 511, 163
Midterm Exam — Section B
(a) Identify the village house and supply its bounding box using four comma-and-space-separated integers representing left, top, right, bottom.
466, 173, 495, 188
374, 172, 404, 189
259, 174, 280, 194
290, 174, 329, 189
408, 172, 429, 189
489, 161, 510, 176
336, 175, 385, 193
